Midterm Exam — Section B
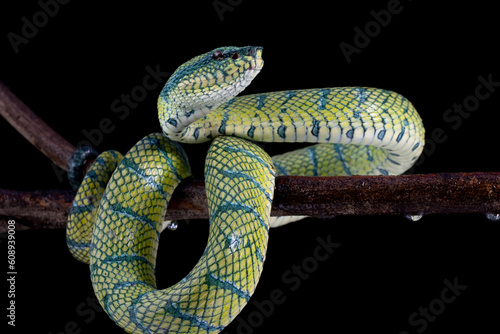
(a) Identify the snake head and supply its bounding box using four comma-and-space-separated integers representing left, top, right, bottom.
159, 46, 263, 115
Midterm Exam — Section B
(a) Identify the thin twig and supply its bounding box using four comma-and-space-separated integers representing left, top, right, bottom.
0, 81, 76, 171
1, 172, 499, 232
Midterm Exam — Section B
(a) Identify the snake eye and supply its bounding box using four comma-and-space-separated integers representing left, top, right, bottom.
212, 50, 224, 61
231, 52, 239, 59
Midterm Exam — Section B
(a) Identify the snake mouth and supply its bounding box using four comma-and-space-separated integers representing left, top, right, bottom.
244, 47, 263, 82
249, 47, 263, 71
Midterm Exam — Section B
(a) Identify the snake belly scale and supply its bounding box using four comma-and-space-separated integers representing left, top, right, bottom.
67, 46, 425, 333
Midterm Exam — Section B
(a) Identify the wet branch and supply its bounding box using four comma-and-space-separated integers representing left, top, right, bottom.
1, 171, 500, 232
1, 80, 500, 233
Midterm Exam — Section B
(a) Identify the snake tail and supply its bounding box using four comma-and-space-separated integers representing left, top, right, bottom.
67, 145, 100, 190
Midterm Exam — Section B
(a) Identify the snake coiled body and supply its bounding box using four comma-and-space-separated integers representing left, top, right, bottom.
67, 46, 424, 333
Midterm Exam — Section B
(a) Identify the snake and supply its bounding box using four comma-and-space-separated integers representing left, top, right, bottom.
66, 46, 424, 333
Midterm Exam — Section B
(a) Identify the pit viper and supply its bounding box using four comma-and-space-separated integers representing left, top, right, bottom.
66, 46, 425, 333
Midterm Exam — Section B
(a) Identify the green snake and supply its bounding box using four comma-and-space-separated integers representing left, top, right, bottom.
66, 46, 425, 333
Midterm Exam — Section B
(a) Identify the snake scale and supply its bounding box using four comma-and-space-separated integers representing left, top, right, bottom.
66, 46, 425, 333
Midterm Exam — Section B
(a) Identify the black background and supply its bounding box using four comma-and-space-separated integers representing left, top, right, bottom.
1, 1, 499, 333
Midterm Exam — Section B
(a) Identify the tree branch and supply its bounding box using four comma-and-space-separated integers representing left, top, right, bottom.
1, 80, 499, 234
0, 81, 75, 171
2, 172, 499, 232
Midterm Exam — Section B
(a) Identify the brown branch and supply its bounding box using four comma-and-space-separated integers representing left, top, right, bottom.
2, 172, 499, 232
0, 81, 76, 171
1, 80, 499, 233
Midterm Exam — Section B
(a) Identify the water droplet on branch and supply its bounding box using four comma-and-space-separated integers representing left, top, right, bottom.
405, 214, 423, 221
166, 221, 178, 231
486, 213, 500, 221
